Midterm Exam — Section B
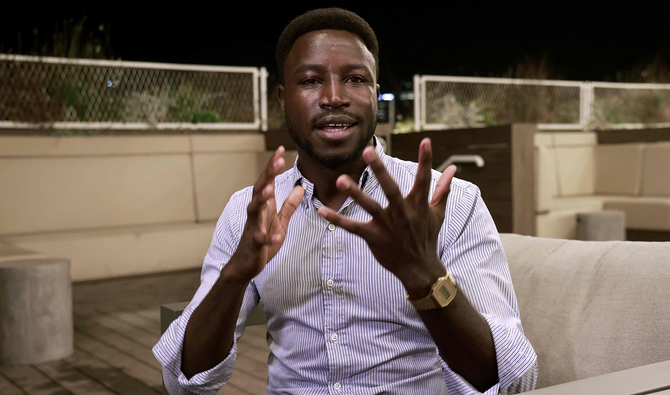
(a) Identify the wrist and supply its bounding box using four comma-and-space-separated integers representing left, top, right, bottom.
400, 261, 447, 300
219, 259, 255, 285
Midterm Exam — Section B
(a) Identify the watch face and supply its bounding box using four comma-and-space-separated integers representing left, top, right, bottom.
438, 286, 452, 300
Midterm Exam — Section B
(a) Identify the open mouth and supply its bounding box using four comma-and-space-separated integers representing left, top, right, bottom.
316, 123, 357, 141
318, 123, 356, 132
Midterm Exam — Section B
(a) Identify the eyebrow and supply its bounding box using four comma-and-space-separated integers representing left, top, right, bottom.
294, 63, 372, 74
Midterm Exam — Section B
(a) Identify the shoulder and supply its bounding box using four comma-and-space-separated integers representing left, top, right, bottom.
383, 155, 478, 197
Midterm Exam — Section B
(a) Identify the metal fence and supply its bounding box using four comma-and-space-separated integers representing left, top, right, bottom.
414, 75, 670, 131
0, 54, 268, 131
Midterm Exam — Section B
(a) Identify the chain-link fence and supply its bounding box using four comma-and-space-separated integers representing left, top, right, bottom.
590, 82, 670, 129
0, 54, 268, 131
414, 75, 670, 131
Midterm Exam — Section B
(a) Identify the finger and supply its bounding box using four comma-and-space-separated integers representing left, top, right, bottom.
250, 228, 272, 249
249, 147, 284, 219
430, 164, 457, 220
411, 138, 433, 204
253, 146, 285, 196
362, 146, 406, 215
247, 183, 274, 220
317, 206, 370, 238
276, 185, 305, 226
336, 175, 386, 221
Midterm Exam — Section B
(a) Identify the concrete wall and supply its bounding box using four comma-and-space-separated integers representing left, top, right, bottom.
0, 134, 297, 281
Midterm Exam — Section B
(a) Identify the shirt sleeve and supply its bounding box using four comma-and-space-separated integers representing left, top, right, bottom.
436, 182, 538, 394
152, 188, 261, 395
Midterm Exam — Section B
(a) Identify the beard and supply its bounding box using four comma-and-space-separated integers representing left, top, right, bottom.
284, 108, 378, 170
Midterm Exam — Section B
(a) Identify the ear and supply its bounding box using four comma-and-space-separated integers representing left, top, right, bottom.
277, 84, 286, 117
376, 84, 381, 99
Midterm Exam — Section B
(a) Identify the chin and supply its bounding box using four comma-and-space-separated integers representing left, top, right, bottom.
287, 119, 376, 169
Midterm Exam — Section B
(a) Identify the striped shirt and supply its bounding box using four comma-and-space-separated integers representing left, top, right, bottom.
153, 136, 538, 394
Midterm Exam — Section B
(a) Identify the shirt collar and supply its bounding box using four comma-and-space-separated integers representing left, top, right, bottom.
291, 135, 386, 208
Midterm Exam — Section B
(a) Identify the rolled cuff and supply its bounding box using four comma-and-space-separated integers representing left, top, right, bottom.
152, 308, 238, 395
436, 313, 537, 394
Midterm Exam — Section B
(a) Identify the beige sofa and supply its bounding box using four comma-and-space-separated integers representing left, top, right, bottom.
0, 134, 297, 281
161, 234, 670, 392
534, 132, 670, 239
503, 233, 670, 392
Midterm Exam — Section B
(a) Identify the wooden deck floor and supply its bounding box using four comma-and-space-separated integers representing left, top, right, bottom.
0, 269, 270, 395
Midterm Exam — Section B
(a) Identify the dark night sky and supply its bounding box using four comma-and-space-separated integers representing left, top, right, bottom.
3, 1, 670, 95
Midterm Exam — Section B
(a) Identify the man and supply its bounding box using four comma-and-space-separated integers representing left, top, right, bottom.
154, 8, 537, 395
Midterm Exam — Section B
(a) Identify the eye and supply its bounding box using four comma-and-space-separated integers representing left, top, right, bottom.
347, 76, 366, 84
301, 78, 320, 85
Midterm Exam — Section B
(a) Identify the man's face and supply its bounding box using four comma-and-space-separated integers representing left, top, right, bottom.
278, 29, 380, 169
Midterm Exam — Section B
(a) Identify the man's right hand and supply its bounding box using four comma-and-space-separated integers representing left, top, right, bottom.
228, 146, 304, 281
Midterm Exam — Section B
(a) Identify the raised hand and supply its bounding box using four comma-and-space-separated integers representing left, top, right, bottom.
316, 138, 457, 298
231, 146, 304, 281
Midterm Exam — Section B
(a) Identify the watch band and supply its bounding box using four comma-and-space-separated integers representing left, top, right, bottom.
406, 271, 458, 311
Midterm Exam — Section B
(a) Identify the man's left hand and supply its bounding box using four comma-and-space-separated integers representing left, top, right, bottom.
317, 138, 457, 299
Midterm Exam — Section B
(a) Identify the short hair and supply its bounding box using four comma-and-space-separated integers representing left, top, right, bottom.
276, 8, 379, 84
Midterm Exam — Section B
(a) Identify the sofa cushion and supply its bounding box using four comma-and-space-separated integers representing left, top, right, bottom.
549, 196, 608, 211
603, 197, 670, 231
552, 132, 598, 146
534, 133, 554, 147
554, 146, 596, 197
595, 144, 644, 196
500, 233, 670, 388
641, 143, 670, 197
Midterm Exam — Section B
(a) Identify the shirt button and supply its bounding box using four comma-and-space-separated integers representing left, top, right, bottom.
330, 333, 338, 342
327, 223, 336, 231
334, 382, 342, 390
326, 279, 334, 287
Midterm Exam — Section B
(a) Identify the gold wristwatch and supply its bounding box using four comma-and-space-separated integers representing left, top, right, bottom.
406, 271, 458, 311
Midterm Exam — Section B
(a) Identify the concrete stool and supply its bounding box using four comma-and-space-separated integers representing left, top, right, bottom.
576, 210, 626, 241
0, 244, 73, 365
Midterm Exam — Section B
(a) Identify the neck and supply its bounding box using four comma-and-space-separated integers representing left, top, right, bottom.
297, 144, 374, 211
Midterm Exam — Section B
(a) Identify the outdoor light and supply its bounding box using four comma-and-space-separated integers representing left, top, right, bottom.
379, 93, 394, 101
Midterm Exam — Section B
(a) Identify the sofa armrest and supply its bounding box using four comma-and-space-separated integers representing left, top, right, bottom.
160, 301, 267, 335
525, 360, 670, 394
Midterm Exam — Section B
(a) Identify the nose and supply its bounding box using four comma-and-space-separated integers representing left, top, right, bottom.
319, 78, 350, 109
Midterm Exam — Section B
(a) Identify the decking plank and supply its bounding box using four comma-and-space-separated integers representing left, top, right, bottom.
68, 269, 274, 394
0, 365, 70, 395
73, 331, 163, 390
32, 360, 115, 395
133, 307, 162, 327
0, 373, 25, 395
73, 318, 162, 370
64, 349, 159, 395
74, 313, 158, 349
96, 309, 161, 336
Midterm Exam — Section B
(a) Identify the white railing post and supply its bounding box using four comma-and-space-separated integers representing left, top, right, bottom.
414, 74, 421, 132
584, 82, 594, 131
252, 68, 260, 130
579, 82, 587, 130
260, 67, 268, 132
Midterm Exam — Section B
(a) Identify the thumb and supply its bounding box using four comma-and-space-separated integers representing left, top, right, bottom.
277, 185, 305, 225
